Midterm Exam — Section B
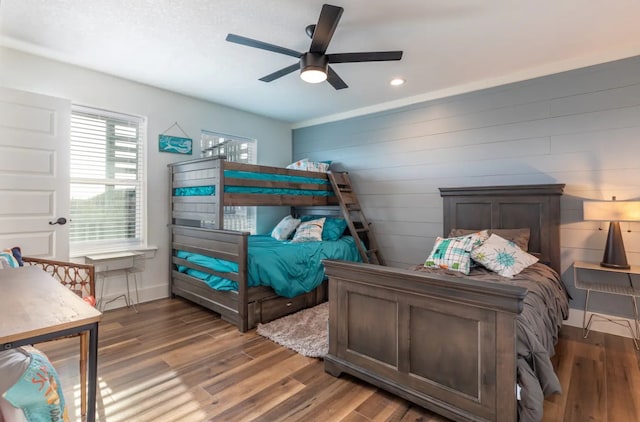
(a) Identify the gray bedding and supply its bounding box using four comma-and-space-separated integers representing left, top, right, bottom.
408, 262, 569, 422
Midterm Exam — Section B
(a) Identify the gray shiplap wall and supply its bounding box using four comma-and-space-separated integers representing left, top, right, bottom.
293, 55, 640, 318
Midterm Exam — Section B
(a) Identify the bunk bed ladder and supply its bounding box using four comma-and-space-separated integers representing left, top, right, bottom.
328, 171, 384, 265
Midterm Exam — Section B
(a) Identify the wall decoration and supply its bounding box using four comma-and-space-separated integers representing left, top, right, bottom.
159, 122, 192, 154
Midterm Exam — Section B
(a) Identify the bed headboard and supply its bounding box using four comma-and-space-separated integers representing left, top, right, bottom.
439, 184, 565, 274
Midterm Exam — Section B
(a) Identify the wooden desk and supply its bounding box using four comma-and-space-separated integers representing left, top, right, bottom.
0, 266, 102, 421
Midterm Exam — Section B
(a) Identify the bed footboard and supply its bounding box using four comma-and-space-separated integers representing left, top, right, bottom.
171, 225, 251, 330
323, 261, 526, 422
171, 225, 328, 331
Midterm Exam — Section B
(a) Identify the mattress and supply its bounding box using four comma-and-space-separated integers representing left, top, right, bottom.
173, 169, 333, 197
177, 234, 362, 298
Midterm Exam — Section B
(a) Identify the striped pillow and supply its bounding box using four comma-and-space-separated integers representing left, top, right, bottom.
291, 218, 326, 243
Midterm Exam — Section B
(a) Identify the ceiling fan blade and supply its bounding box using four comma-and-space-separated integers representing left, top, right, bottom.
327, 51, 403, 63
259, 63, 301, 82
309, 4, 343, 54
327, 66, 348, 90
226, 33, 302, 58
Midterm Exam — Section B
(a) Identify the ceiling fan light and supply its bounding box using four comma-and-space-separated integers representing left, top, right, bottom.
300, 52, 328, 84
300, 68, 327, 83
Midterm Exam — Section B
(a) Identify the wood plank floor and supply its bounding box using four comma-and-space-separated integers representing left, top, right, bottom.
37, 298, 640, 422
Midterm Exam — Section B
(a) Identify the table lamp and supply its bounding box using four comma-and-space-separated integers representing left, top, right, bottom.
583, 196, 640, 269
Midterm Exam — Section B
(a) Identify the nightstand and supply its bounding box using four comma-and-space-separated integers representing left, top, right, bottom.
86, 251, 145, 313
573, 261, 640, 349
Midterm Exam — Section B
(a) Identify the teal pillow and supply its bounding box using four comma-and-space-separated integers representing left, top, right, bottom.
300, 215, 347, 241
322, 218, 347, 241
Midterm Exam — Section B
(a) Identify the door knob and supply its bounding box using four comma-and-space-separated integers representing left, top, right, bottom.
49, 217, 68, 225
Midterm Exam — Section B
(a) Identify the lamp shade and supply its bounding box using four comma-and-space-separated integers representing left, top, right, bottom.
583, 199, 640, 222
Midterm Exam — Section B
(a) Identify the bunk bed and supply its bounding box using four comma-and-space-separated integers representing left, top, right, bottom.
323, 184, 568, 422
168, 157, 360, 332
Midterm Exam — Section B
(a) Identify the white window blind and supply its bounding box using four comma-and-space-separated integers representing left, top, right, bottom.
201, 130, 257, 233
70, 106, 146, 255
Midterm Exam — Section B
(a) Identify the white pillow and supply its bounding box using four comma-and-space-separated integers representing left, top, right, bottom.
291, 218, 325, 243
271, 215, 301, 241
470, 234, 538, 278
285, 159, 309, 170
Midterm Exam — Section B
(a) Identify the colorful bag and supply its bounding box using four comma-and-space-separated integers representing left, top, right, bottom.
2, 346, 69, 422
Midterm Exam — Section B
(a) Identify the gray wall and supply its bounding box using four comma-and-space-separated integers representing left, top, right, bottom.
293, 55, 640, 318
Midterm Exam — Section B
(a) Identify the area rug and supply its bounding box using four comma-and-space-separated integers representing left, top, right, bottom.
256, 302, 328, 358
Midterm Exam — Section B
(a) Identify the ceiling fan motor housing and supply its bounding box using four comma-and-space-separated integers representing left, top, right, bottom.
300, 52, 328, 74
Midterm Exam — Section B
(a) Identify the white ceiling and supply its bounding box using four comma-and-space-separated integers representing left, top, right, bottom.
1, 1, 640, 126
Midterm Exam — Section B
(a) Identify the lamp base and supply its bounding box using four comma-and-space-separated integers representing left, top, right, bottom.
600, 221, 630, 270
600, 261, 631, 270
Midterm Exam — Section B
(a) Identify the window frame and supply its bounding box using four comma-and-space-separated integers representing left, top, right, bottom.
200, 130, 257, 233
69, 105, 148, 256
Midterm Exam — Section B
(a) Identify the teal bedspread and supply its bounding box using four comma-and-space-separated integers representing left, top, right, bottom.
176, 235, 361, 298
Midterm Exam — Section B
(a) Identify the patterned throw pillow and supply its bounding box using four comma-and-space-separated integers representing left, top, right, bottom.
291, 218, 326, 243
0, 251, 19, 269
470, 234, 538, 278
9, 246, 24, 266
271, 215, 301, 241
285, 159, 331, 173
448, 228, 531, 251
424, 230, 489, 275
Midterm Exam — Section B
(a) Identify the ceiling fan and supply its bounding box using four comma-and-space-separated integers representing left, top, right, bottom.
225, 4, 403, 90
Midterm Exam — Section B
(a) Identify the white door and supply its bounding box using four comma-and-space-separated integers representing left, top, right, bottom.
0, 86, 70, 259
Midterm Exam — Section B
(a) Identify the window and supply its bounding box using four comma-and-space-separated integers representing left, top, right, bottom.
70, 106, 146, 255
201, 130, 257, 233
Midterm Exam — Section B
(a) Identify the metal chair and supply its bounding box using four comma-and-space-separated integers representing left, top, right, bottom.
22, 256, 96, 417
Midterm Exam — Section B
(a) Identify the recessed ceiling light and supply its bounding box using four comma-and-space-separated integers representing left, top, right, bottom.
390, 78, 405, 86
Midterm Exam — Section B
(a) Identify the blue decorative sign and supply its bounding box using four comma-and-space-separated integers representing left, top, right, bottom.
159, 134, 192, 155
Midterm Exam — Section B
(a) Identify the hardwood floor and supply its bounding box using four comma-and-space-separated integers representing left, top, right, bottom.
37, 298, 640, 422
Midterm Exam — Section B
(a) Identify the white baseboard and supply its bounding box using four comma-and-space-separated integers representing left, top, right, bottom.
564, 308, 638, 339
98, 284, 169, 311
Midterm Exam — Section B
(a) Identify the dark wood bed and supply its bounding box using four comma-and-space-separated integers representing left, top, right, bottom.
323, 183, 565, 422
168, 157, 346, 332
